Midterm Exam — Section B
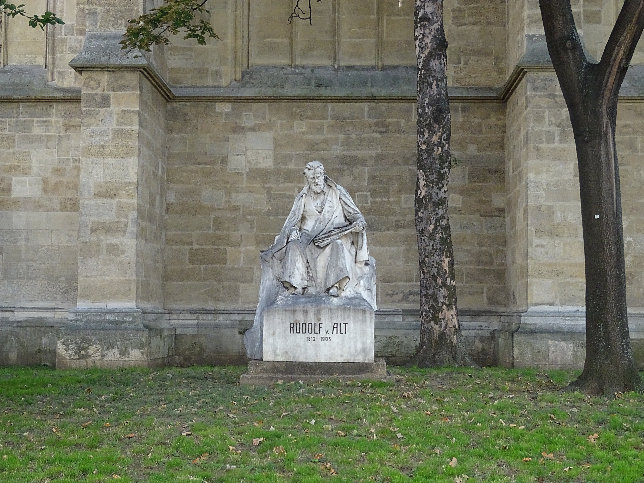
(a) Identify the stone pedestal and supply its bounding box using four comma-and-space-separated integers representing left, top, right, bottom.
262, 295, 374, 363
242, 295, 391, 384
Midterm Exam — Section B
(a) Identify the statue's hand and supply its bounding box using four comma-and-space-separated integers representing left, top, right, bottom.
288, 228, 301, 242
352, 221, 366, 233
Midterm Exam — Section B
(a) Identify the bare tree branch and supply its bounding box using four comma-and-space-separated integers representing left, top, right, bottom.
288, 0, 322, 26
598, 0, 644, 100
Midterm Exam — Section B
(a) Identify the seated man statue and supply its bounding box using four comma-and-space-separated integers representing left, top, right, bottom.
244, 161, 376, 360
262, 161, 369, 297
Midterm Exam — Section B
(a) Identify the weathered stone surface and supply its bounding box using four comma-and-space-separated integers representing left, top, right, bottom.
56, 309, 173, 369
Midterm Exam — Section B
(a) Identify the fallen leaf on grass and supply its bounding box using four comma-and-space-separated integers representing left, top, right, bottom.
252, 437, 264, 446
454, 475, 470, 483
103, 423, 111, 428
125, 433, 135, 439
588, 433, 599, 443
273, 446, 286, 455
81, 421, 92, 429
192, 453, 209, 464
541, 452, 555, 460
320, 461, 338, 475
449, 457, 458, 468
228, 446, 241, 454
181, 431, 192, 436
522, 457, 532, 462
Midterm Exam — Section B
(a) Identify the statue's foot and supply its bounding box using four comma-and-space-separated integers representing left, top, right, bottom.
328, 285, 339, 297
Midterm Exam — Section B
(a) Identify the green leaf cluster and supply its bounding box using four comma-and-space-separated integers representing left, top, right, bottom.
120, 0, 219, 52
0, 0, 64, 29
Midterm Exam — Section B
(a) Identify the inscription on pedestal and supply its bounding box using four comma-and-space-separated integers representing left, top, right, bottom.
262, 299, 374, 363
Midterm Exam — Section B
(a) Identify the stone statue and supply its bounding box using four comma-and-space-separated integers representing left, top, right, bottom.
262, 161, 369, 297
244, 161, 376, 360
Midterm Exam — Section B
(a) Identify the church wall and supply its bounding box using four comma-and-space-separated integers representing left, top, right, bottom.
443, 0, 506, 87
450, 101, 507, 308
0, 0, 643, 368
4, 0, 47, 66
523, 72, 585, 308
618, 101, 644, 311
506, 70, 644, 310
505, 76, 529, 310
0, 101, 80, 307
76, 70, 142, 307
164, 99, 507, 312
163, 0, 504, 87
136, 75, 167, 309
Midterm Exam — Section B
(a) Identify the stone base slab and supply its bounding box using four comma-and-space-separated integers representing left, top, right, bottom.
2, 307, 644, 370
239, 359, 394, 385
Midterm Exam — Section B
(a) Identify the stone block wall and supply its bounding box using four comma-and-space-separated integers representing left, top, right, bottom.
77, 70, 142, 308
137, 75, 167, 309
4, 0, 46, 66
166, 0, 238, 86
164, 99, 506, 312
618, 102, 644, 310
505, 69, 644, 310
164, 0, 503, 87
444, 0, 506, 87
0, 101, 80, 306
524, 72, 584, 307
505, 76, 529, 309
164, 101, 419, 309
451, 102, 507, 308
0, 0, 643, 370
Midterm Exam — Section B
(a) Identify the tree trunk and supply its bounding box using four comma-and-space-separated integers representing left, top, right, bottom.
412, 0, 466, 367
539, 0, 643, 394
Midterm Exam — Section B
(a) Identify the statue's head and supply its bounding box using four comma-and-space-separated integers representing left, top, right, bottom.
304, 161, 326, 194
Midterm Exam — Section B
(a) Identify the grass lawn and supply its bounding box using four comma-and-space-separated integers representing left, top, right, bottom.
0, 365, 642, 482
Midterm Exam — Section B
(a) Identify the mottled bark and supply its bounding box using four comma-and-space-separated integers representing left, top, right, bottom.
539, 0, 643, 394
412, 0, 466, 367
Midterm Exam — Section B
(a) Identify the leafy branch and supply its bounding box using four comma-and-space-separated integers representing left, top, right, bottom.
120, 0, 219, 52
0, 0, 64, 29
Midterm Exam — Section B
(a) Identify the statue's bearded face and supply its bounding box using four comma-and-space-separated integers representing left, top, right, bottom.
306, 168, 325, 194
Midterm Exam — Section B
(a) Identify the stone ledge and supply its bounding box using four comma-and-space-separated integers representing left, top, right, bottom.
239, 359, 395, 385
